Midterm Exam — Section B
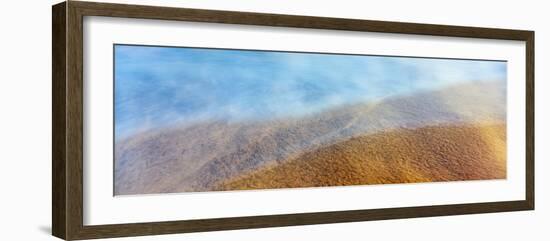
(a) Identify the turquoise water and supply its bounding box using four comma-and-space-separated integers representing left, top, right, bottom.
114, 44, 506, 138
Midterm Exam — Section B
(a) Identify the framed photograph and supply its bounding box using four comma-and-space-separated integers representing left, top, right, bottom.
52, 1, 534, 240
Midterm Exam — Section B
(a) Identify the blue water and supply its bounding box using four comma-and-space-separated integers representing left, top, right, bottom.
114, 44, 506, 138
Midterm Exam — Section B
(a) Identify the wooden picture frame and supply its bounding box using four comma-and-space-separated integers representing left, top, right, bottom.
52, 1, 534, 240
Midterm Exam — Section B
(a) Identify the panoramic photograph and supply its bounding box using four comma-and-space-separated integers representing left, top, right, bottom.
114, 44, 507, 195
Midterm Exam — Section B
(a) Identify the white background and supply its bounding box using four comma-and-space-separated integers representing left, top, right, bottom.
0, 0, 547, 240
84, 16, 526, 225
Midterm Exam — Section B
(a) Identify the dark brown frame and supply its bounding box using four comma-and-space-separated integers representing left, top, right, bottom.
52, 1, 535, 240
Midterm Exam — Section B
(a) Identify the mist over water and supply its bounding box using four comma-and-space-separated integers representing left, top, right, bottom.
114, 45, 506, 139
